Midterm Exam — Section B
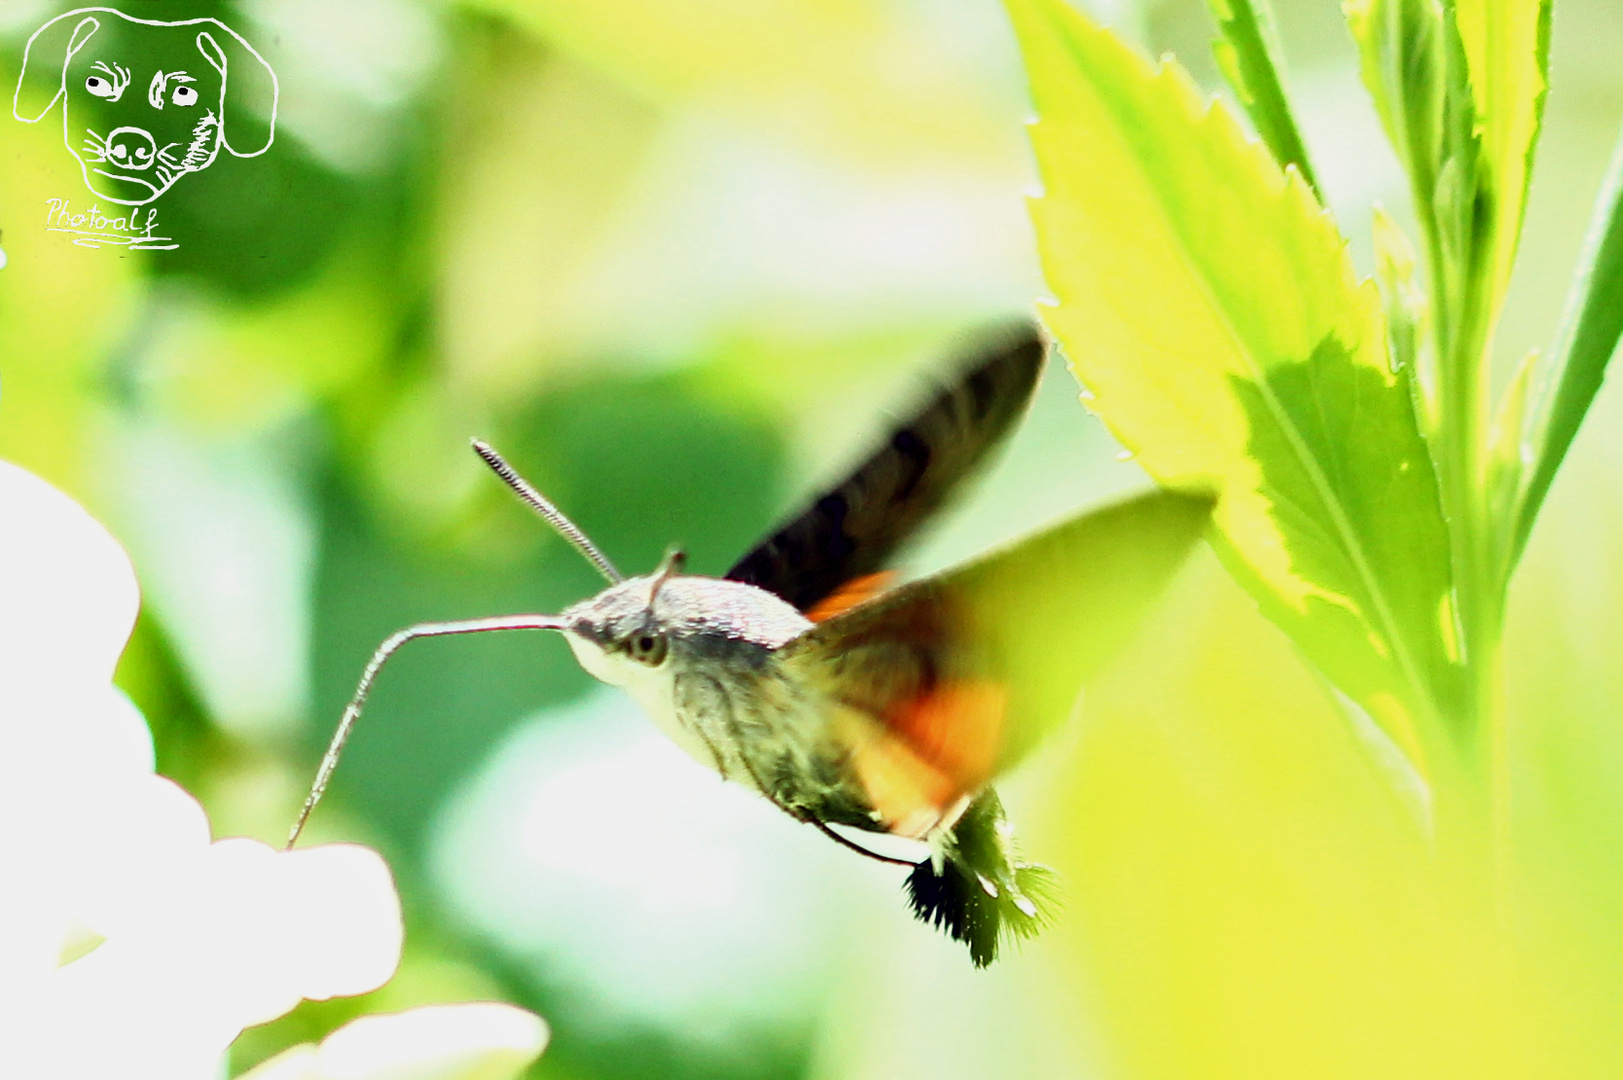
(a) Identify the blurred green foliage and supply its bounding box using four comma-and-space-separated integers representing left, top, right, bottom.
3, 0, 1623, 1077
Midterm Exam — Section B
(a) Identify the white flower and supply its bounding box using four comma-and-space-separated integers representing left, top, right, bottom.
0, 458, 543, 1080
238, 1002, 549, 1080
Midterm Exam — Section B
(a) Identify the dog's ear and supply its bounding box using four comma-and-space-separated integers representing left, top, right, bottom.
195, 22, 279, 158
13, 12, 101, 123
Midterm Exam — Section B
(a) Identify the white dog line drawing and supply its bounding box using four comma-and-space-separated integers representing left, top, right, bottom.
13, 7, 278, 207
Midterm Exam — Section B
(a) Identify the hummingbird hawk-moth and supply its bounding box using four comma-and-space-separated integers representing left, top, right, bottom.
289, 322, 1210, 966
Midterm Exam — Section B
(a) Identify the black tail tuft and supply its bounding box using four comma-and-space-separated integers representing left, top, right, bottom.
904, 789, 1060, 967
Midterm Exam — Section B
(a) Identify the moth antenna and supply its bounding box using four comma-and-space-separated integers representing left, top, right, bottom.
471, 439, 623, 583
286, 614, 566, 849
648, 545, 686, 605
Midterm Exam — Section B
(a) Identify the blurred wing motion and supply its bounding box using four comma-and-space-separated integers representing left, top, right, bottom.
727, 323, 1044, 613
781, 488, 1214, 963
784, 487, 1215, 801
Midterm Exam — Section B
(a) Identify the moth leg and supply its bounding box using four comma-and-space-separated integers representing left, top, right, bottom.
690, 725, 735, 782
719, 713, 798, 816
287, 614, 565, 848
713, 708, 917, 868
810, 819, 919, 867
675, 669, 749, 783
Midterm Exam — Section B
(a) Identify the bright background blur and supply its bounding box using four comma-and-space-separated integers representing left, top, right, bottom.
3, 0, 1622, 1076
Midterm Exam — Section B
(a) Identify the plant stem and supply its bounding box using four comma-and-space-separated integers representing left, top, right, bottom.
1424, 200, 1512, 905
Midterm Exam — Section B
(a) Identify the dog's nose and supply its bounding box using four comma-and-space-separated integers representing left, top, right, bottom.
105, 127, 158, 172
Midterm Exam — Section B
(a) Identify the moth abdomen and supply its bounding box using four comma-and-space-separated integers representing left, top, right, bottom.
903, 788, 1058, 967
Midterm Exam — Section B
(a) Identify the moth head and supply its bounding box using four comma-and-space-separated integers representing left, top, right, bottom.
560, 559, 810, 688
560, 568, 680, 686
464, 439, 809, 689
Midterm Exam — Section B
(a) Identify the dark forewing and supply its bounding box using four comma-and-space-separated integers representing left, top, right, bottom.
726, 322, 1045, 612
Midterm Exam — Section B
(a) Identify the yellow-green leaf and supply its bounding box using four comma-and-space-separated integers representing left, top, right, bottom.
1344, 0, 1488, 370
1512, 119, 1623, 566
1346, 0, 1549, 490
1455, 0, 1552, 320
1344, 0, 1465, 201
1009, 0, 1459, 770
1205, 0, 1320, 195
1372, 205, 1434, 428
458, 0, 1014, 162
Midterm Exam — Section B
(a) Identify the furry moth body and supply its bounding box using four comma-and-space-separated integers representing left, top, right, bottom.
292, 323, 1165, 966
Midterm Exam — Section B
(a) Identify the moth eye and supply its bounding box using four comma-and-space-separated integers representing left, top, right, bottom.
628, 633, 668, 666
172, 85, 198, 106
86, 76, 116, 98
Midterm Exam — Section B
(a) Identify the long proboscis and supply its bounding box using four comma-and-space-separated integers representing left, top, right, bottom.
285, 615, 566, 848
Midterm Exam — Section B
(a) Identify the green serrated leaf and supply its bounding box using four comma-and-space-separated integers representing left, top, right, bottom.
1344, 0, 1462, 203
1373, 206, 1441, 468
1455, 0, 1553, 322
1344, 0, 1489, 407
1511, 122, 1623, 565
1009, 0, 1459, 770
1347, 0, 1518, 673
1205, 0, 1320, 194
1373, 206, 1433, 409
1348, 0, 1549, 505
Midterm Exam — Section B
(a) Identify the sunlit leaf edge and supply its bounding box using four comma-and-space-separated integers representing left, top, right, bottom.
1008, 0, 1458, 770
1511, 119, 1623, 566
1205, 0, 1320, 194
